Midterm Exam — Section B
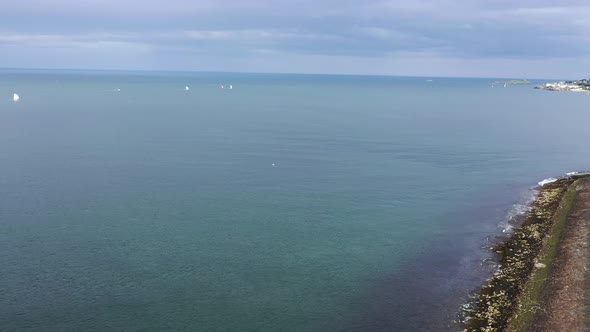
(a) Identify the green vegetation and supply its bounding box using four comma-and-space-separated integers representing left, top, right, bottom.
508, 179, 582, 331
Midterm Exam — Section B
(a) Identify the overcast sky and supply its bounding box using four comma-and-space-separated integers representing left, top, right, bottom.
1, 0, 589, 78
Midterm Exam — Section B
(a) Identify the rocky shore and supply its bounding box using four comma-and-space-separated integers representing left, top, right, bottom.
463, 174, 590, 331
529, 178, 590, 331
535, 79, 590, 93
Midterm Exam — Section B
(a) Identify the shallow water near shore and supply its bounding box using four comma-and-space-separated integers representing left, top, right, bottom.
1, 70, 590, 330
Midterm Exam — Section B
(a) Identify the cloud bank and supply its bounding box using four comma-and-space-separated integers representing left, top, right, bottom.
2, 0, 589, 78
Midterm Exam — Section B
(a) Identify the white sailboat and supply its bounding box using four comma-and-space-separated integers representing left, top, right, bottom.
13, 93, 20, 102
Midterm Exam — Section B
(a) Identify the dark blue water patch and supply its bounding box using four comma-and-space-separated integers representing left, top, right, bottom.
335, 230, 492, 331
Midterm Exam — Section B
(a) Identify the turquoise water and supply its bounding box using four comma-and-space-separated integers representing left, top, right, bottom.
1, 70, 589, 330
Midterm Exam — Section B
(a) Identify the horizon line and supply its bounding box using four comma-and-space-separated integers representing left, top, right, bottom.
0, 66, 562, 81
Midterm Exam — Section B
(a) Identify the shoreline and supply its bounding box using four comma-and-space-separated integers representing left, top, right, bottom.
528, 177, 590, 330
463, 173, 590, 331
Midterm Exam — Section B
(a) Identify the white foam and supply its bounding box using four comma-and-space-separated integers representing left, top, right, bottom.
538, 178, 557, 186
498, 187, 539, 233
566, 171, 590, 176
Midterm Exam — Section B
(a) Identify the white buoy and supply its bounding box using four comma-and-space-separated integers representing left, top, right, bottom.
13, 93, 19, 102
185, 86, 190, 91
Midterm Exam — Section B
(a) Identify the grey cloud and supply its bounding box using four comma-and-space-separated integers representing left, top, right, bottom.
1, 0, 589, 76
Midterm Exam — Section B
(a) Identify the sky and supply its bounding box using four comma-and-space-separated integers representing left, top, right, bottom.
1, 0, 589, 78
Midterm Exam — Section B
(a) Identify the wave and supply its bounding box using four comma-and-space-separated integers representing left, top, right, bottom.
537, 177, 558, 186
498, 173, 585, 233
499, 173, 581, 233
566, 171, 590, 177
498, 187, 539, 233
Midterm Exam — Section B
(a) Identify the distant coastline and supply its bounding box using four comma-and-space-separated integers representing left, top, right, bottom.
493, 79, 532, 86
535, 78, 590, 93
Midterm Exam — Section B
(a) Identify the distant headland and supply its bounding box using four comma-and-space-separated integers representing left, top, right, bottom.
535, 78, 590, 93
493, 79, 531, 86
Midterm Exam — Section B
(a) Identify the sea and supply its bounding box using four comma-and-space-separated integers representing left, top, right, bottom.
1, 69, 589, 331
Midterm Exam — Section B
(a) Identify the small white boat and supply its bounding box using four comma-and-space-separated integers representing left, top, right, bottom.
13, 93, 19, 102
220, 84, 224, 89
185, 86, 190, 91
229, 85, 233, 90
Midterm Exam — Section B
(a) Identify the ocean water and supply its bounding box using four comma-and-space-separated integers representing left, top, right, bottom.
1, 70, 589, 331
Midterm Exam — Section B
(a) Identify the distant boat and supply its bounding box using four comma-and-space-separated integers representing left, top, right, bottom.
185, 86, 190, 91
229, 85, 233, 90
504, 84, 507, 88
13, 93, 19, 102
220, 84, 224, 89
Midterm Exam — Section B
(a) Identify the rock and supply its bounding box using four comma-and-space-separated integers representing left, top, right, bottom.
535, 263, 547, 268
